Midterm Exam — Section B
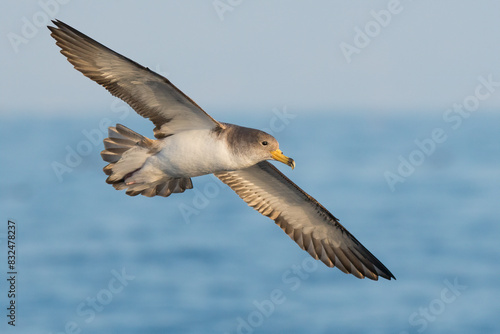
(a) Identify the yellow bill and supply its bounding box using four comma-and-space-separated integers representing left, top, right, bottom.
271, 149, 295, 169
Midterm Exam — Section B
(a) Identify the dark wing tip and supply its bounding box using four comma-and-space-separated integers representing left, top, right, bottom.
375, 264, 396, 281
346, 235, 396, 281
47, 19, 74, 34
49, 19, 76, 30
366, 258, 396, 281
384, 267, 396, 280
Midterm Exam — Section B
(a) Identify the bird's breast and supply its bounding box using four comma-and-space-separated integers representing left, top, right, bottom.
151, 129, 254, 177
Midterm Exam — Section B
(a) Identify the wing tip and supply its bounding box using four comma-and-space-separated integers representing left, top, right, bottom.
381, 270, 396, 281
364, 262, 396, 281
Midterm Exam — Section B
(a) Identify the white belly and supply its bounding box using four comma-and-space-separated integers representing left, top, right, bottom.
146, 129, 251, 178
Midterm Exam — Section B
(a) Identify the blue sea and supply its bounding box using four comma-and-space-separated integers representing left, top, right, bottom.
1, 109, 499, 333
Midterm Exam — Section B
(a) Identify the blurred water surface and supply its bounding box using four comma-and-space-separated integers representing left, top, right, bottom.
0, 110, 499, 333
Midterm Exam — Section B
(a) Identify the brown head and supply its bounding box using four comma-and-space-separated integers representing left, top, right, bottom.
222, 124, 295, 169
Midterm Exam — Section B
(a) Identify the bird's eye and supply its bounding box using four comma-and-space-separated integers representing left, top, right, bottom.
261, 141, 268, 146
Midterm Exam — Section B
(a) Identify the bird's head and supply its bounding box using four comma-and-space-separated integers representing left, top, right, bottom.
255, 132, 295, 169
225, 125, 295, 169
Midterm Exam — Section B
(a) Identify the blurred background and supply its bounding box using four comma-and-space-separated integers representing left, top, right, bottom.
1, 1, 499, 333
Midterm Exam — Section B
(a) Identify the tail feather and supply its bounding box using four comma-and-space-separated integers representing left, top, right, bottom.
109, 124, 151, 144
101, 124, 193, 197
127, 178, 193, 197
101, 125, 152, 164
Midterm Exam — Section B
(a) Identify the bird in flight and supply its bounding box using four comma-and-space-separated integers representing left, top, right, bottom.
49, 20, 394, 280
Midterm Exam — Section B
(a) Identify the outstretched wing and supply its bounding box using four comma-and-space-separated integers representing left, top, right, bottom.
215, 161, 395, 280
48, 20, 222, 137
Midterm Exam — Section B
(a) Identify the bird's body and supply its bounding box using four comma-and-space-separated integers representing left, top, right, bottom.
101, 122, 287, 196
147, 129, 237, 177
49, 20, 395, 280
156, 129, 232, 177
154, 126, 278, 177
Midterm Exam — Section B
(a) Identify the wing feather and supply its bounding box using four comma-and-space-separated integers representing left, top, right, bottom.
215, 161, 395, 280
48, 20, 222, 137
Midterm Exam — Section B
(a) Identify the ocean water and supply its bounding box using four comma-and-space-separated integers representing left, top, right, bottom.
0, 110, 499, 333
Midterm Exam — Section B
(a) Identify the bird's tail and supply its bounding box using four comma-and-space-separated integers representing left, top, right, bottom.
101, 124, 193, 197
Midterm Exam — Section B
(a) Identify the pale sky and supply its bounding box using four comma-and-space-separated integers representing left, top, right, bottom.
2, 0, 500, 116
